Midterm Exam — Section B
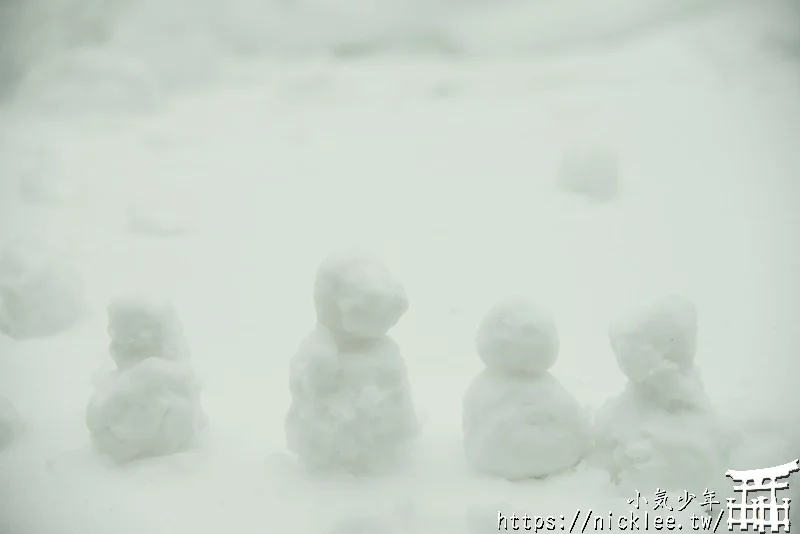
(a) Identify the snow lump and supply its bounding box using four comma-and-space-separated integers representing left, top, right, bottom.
0, 238, 85, 339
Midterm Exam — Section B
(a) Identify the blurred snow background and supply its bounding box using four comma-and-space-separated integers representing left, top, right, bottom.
0, 0, 799, 533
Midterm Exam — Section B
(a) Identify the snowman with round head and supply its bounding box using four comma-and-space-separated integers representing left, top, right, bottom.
463, 296, 592, 480
285, 251, 419, 475
593, 295, 735, 498
86, 293, 206, 463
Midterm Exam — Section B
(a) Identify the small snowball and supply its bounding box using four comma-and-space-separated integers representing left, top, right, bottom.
0, 396, 20, 450
609, 295, 698, 384
463, 370, 591, 479
0, 238, 84, 339
285, 326, 419, 474
313, 251, 409, 342
475, 296, 559, 374
557, 141, 620, 201
86, 357, 206, 463
107, 293, 190, 370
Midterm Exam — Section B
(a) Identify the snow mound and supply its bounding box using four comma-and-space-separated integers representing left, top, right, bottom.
463, 370, 592, 480
14, 49, 163, 115
609, 294, 698, 385
475, 296, 559, 374
107, 293, 190, 370
0, 238, 85, 339
556, 141, 620, 202
313, 251, 409, 342
285, 326, 419, 474
86, 357, 207, 463
0, 396, 21, 450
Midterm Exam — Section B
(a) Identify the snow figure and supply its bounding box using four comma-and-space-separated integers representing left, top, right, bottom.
0, 396, 21, 450
556, 140, 619, 202
285, 251, 419, 475
0, 238, 85, 339
462, 296, 592, 480
86, 295, 205, 463
592, 295, 734, 494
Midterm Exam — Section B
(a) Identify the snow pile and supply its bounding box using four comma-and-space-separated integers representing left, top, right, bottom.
592, 295, 735, 493
556, 140, 620, 202
463, 296, 592, 480
0, 238, 85, 339
87, 295, 205, 463
0, 396, 21, 450
285, 252, 418, 474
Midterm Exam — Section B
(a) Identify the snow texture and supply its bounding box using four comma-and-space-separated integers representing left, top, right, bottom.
593, 296, 734, 493
0, 396, 21, 450
557, 141, 620, 202
0, 238, 84, 339
475, 296, 559, 374
86, 357, 206, 463
287, 254, 417, 474
313, 251, 409, 343
464, 298, 591, 480
107, 293, 191, 370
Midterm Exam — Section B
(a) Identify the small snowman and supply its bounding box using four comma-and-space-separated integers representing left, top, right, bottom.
86, 294, 206, 463
0, 237, 84, 339
592, 295, 734, 496
462, 296, 592, 480
285, 251, 419, 475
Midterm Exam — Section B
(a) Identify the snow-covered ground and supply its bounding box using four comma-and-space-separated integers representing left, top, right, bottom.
1, 1, 799, 533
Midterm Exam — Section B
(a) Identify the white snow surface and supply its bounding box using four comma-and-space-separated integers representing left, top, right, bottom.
0, 237, 85, 339
107, 293, 190, 369
475, 296, 559, 374
0, 1, 799, 532
463, 369, 591, 480
557, 140, 620, 201
286, 326, 419, 474
314, 251, 409, 342
86, 357, 206, 463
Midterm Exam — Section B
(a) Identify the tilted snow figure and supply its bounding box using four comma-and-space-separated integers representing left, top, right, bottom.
285, 252, 419, 474
592, 295, 734, 494
463, 297, 592, 480
86, 295, 206, 463
0, 238, 84, 339
0, 396, 21, 450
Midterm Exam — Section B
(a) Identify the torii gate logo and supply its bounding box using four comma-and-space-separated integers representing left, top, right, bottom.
726, 460, 800, 533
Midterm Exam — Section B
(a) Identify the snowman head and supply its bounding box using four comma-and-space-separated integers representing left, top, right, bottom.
313, 251, 409, 342
107, 293, 185, 369
609, 295, 697, 384
476, 296, 559, 374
